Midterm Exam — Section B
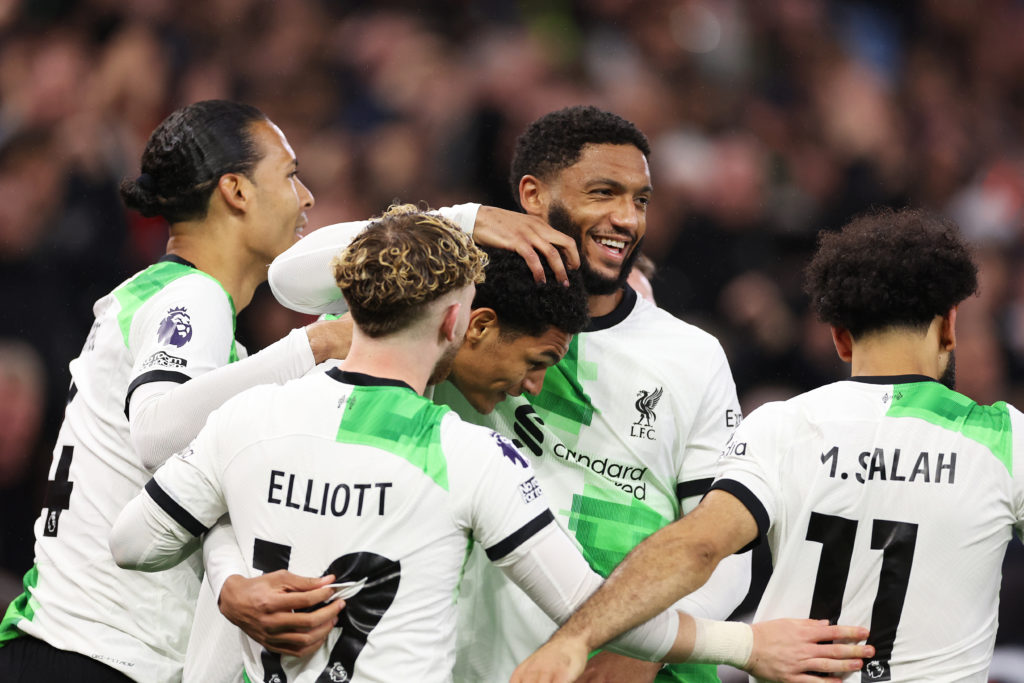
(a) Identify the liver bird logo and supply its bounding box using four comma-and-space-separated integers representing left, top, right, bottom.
634, 387, 663, 427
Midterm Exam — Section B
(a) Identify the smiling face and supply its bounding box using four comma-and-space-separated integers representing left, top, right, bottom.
449, 313, 571, 414
534, 143, 651, 295
244, 119, 315, 263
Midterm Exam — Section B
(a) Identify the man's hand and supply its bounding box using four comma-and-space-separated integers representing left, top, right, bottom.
747, 619, 872, 683
306, 314, 354, 364
509, 634, 589, 683
218, 571, 345, 657
576, 650, 661, 682
472, 206, 580, 285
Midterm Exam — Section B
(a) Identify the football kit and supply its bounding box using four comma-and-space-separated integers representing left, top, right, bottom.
110, 369, 678, 683
0, 256, 316, 682
713, 376, 1024, 682
440, 287, 748, 683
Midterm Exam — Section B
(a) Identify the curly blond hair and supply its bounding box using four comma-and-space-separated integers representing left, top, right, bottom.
331, 204, 487, 337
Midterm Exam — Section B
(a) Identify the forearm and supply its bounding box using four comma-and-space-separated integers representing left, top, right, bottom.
556, 519, 722, 653
130, 328, 314, 469
669, 548, 751, 620
497, 525, 678, 662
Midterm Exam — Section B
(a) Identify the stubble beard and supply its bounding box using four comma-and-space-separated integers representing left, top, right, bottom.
546, 202, 640, 296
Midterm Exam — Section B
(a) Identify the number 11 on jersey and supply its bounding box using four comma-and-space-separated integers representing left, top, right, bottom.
805, 512, 918, 682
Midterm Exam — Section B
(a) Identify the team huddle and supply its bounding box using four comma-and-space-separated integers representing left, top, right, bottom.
0, 100, 1020, 683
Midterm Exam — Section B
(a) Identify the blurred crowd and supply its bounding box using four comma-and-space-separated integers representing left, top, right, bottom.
2, 0, 1024, 665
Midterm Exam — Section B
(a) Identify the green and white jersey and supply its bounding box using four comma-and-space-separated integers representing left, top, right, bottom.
0, 256, 241, 682
444, 287, 744, 683
142, 369, 558, 683
713, 376, 1024, 682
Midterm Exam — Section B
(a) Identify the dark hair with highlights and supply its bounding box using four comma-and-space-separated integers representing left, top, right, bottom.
474, 246, 589, 338
120, 100, 267, 223
509, 105, 650, 208
804, 207, 979, 338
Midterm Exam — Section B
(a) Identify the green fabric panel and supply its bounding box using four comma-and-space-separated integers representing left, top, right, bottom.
113, 261, 239, 363
336, 386, 451, 491
565, 484, 672, 577
527, 336, 597, 434
0, 565, 38, 646
887, 382, 1013, 474
657, 662, 721, 682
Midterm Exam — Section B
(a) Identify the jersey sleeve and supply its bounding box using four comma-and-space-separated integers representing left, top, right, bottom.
126, 276, 237, 410
445, 419, 556, 562
676, 345, 742, 515
268, 204, 480, 316
268, 219, 371, 315
708, 403, 783, 549
109, 409, 230, 571
144, 404, 233, 539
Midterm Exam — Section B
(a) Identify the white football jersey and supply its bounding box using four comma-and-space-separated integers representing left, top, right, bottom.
713, 376, 1024, 682
0, 256, 242, 682
443, 288, 744, 683
147, 368, 556, 683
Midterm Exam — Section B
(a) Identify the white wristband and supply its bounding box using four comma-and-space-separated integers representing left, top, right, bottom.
690, 617, 753, 669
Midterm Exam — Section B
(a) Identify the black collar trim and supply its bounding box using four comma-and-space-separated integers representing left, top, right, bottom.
846, 374, 939, 385
158, 254, 198, 269
326, 367, 415, 392
585, 285, 637, 332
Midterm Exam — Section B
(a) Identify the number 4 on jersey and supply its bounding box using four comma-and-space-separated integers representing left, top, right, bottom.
805, 512, 918, 682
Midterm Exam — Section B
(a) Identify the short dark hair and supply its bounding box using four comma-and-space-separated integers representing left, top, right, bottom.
473, 246, 589, 338
509, 105, 651, 208
332, 205, 487, 338
804, 207, 979, 338
120, 100, 267, 223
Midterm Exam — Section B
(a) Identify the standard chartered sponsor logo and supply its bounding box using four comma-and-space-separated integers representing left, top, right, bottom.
552, 442, 649, 500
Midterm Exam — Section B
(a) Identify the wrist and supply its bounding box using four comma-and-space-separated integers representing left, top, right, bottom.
689, 617, 753, 669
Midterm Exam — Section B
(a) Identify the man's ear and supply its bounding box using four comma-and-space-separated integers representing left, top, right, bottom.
518, 175, 548, 218
831, 325, 854, 362
216, 173, 250, 213
464, 308, 498, 345
440, 302, 462, 343
940, 306, 958, 352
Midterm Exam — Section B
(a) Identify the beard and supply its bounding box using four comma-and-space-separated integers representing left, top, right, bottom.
939, 350, 956, 391
427, 339, 461, 386
546, 202, 641, 296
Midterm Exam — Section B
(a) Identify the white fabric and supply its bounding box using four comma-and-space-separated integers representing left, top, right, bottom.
715, 378, 1024, 682
109, 369, 677, 682
267, 203, 481, 316
1, 262, 315, 683
443, 290, 749, 682
130, 327, 313, 470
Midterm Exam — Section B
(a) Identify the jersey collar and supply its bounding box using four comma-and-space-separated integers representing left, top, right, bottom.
585, 285, 637, 332
158, 254, 198, 269
326, 367, 415, 392
845, 374, 939, 385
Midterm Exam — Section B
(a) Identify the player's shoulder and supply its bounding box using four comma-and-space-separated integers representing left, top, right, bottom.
625, 297, 726, 353
440, 412, 529, 465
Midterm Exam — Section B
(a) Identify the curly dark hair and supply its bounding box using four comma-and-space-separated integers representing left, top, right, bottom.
473, 246, 589, 337
120, 100, 266, 223
804, 207, 978, 338
509, 105, 651, 208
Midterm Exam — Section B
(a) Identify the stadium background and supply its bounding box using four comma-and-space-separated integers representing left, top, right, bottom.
0, 0, 1022, 679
